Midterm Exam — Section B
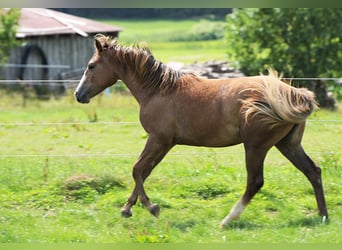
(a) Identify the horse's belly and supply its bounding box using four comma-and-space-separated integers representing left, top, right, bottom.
174, 124, 242, 147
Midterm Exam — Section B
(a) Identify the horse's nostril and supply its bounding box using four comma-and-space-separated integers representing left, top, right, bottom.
75, 91, 84, 103
74, 91, 90, 104
74, 91, 81, 102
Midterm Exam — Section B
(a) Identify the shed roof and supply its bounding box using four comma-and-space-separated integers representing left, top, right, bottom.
16, 8, 122, 38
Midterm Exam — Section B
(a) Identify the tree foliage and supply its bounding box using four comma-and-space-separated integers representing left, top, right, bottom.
226, 9, 342, 107
0, 8, 20, 64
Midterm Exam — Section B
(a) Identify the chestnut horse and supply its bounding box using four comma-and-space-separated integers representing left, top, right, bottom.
74, 35, 328, 227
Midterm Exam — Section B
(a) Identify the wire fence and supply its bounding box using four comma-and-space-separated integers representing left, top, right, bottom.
0, 119, 341, 159
0, 77, 341, 160
0, 121, 140, 126
0, 77, 341, 85
0, 119, 342, 128
0, 76, 341, 103
0, 79, 79, 86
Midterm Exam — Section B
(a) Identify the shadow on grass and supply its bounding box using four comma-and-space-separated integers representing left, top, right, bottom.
222, 220, 261, 230
287, 216, 329, 228
221, 216, 328, 232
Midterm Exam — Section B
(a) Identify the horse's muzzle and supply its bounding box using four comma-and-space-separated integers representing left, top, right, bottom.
74, 91, 90, 104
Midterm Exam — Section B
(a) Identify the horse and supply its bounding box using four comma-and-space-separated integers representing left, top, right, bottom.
74, 34, 328, 228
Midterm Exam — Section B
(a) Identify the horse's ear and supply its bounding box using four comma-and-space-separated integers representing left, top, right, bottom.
95, 39, 103, 53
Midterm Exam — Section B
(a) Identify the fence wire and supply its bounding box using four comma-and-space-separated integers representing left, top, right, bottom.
0, 79, 79, 86
0, 119, 341, 127
0, 77, 341, 159
0, 120, 340, 159
1, 78, 342, 83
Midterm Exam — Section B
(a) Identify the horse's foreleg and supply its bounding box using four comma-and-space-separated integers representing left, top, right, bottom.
121, 135, 173, 218
276, 143, 328, 221
221, 147, 267, 228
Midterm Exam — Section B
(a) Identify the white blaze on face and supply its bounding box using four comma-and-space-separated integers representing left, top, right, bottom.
74, 71, 91, 103
75, 72, 87, 94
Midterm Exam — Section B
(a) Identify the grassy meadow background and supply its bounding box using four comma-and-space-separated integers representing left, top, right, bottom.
0, 18, 341, 243
104, 19, 227, 63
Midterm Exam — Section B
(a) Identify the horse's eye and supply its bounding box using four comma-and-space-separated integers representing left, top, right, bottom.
88, 64, 95, 70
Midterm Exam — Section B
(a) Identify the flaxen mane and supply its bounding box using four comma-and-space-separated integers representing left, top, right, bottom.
95, 34, 189, 94
240, 69, 318, 125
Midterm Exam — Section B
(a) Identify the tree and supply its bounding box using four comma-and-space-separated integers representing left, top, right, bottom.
0, 8, 20, 65
226, 8, 342, 108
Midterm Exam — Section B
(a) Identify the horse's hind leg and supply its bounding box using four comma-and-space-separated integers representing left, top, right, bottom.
276, 141, 328, 220
121, 135, 173, 218
221, 146, 268, 228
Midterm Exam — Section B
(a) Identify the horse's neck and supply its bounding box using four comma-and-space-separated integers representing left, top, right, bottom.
113, 51, 162, 105
119, 74, 153, 106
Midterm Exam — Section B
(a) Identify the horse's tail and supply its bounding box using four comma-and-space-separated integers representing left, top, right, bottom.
240, 69, 318, 125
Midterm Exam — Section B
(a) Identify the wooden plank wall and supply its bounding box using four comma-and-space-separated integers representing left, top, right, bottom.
3, 34, 96, 81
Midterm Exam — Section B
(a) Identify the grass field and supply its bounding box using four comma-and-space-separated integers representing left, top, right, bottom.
100, 19, 227, 63
0, 90, 341, 243
0, 18, 342, 243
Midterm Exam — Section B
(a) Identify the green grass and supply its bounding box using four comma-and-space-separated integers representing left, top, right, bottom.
0, 90, 341, 243
100, 19, 228, 63
0, 18, 341, 243
105, 19, 204, 42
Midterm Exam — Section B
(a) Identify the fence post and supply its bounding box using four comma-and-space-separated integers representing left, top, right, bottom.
20, 79, 29, 108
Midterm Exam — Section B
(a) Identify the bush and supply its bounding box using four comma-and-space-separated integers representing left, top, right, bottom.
0, 8, 20, 65
226, 8, 342, 107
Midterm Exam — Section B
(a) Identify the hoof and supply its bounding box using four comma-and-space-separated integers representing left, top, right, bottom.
149, 204, 160, 217
121, 209, 133, 218
322, 215, 328, 224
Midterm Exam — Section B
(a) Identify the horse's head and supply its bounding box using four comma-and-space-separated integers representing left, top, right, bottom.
74, 35, 119, 103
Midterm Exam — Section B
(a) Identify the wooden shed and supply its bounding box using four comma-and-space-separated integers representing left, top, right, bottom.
3, 8, 122, 96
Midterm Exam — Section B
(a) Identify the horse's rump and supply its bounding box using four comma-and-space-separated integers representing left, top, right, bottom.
240, 70, 318, 125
